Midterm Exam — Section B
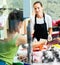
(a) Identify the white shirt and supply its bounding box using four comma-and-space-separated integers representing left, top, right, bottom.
30, 14, 52, 33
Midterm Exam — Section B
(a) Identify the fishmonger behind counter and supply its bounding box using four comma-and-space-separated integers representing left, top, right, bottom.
31, 1, 53, 42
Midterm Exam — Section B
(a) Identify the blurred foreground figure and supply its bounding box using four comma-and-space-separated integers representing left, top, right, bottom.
0, 10, 27, 65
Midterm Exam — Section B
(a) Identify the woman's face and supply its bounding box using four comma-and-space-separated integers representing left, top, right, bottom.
33, 3, 43, 16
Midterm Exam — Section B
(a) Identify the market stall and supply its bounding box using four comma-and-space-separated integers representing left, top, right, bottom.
13, 37, 60, 65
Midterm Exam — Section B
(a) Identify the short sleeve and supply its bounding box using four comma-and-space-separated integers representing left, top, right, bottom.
47, 15, 52, 28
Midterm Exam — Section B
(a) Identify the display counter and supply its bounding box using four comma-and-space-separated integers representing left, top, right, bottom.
13, 38, 60, 65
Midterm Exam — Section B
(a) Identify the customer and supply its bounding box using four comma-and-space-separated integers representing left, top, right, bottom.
0, 10, 27, 65
31, 1, 52, 41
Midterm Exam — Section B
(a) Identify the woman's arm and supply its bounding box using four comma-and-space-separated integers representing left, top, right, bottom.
16, 35, 27, 46
48, 28, 52, 35
47, 15, 53, 41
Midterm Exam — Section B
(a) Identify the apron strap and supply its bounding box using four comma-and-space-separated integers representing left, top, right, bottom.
35, 14, 37, 24
43, 13, 45, 23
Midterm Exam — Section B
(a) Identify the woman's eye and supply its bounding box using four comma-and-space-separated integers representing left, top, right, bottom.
38, 7, 40, 9
34, 8, 36, 10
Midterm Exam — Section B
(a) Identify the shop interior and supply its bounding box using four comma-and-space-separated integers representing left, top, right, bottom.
0, 0, 60, 65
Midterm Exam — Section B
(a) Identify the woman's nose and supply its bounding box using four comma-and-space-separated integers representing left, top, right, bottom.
35, 8, 39, 13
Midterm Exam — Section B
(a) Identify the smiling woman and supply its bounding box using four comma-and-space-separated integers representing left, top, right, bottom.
31, 1, 52, 41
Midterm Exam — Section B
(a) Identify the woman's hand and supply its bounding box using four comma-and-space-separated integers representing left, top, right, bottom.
48, 34, 52, 41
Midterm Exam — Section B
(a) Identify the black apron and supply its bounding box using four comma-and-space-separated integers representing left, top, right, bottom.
33, 13, 48, 41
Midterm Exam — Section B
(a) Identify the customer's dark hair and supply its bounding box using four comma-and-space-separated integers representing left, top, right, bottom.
33, 1, 43, 7
8, 10, 23, 33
